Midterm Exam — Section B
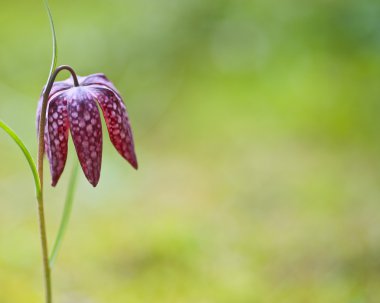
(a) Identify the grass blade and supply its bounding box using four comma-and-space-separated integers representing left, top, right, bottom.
0, 119, 41, 198
49, 162, 79, 268
44, 0, 58, 79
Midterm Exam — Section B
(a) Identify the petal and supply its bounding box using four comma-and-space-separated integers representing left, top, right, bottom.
48, 80, 73, 96
89, 86, 138, 169
45, 93, 69, 186
36, 81, 72, 137
80, 73, 121, 96
67, 87, 103, 187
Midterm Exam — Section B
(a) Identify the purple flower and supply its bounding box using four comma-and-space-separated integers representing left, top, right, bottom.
36, 73, 137, 187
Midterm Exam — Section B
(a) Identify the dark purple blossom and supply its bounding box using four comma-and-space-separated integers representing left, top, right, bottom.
36, 73, 137, 187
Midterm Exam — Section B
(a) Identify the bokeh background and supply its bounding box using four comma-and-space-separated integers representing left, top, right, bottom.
1, 0, 380, 302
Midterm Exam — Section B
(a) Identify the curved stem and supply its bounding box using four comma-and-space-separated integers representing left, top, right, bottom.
37, 64, 79, 303
49, 163, 79, 268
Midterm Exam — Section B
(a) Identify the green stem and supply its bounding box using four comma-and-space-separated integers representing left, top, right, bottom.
37, 194, 52, 303
37, 64, 78, 303
49, 163, 79, 268
0, 120, 41, 198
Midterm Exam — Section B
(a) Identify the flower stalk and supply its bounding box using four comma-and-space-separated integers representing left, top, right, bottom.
36, 194, 52, 303
36, 65, 80, 303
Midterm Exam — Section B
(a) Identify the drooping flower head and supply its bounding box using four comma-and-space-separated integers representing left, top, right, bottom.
36, 73, 137, 187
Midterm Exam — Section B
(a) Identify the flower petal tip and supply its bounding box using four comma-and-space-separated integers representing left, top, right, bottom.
131, 159, 138, 170
90, 179, 99, 187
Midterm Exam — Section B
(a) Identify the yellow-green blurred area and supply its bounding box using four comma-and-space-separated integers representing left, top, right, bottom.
1, 0, 380, 302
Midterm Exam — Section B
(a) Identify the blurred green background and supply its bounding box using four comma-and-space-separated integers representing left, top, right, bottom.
1, 0, 380, 302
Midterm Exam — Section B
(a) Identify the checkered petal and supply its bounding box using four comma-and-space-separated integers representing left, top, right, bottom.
67, 87, 103, 187
36, 80, 72, 138
45, 93, 69, 186
90, 86, 137, 169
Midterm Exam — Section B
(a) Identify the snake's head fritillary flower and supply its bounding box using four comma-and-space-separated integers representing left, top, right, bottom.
36, 73, 138, 187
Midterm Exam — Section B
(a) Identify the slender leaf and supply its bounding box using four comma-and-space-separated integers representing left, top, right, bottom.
44, 0, 58, 80
0, 119, 41, 198
49, 163, 79, 268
